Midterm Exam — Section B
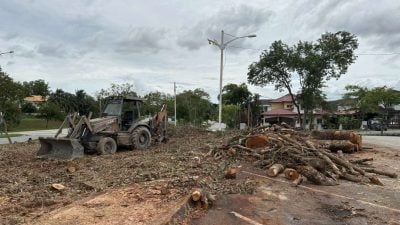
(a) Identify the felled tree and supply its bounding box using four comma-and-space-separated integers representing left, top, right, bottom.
248, 31, 358, 128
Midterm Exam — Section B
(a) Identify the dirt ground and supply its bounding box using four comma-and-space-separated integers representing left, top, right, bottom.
190, 144, 400, 225
0, 127, 399, 225
0, 127, 257, 225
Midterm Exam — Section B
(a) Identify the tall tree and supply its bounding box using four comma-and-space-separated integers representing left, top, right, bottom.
364, 86, 400, 125
141, 91, 173, 116
21, 79, 50, 96
343, 85, 370, 119
0, 67, 23, 127
176, 89, 214, 125
48, 89, 98, 116
96, 83, 138, 113
75, 90, 98, 116
248, 31, 358, 128
38, 102, 64, 128
48, 89, 77, 113
221, 83, 252, 106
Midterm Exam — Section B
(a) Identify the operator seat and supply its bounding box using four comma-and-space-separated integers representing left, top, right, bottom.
122, 111, 134, 130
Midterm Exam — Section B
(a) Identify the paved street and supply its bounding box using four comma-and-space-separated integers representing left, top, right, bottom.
363, 135, 400, 150
0, 129, 68, 144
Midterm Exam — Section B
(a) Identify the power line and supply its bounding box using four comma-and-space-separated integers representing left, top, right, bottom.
227, 45, 400, 56
357, 53, 400, 55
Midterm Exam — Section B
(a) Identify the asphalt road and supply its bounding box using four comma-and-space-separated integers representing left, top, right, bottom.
0, 129, 68, 144
363, 135, 400, 150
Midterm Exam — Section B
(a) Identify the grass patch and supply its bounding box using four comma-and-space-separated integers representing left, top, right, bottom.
10, 118, 63, 132
0, 133, 23, 138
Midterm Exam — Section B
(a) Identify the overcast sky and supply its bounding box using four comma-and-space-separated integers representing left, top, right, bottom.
0, 0, 399, 102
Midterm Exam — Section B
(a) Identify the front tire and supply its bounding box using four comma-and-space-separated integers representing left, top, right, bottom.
97, 137, 117, 155
131, 127, 151, 149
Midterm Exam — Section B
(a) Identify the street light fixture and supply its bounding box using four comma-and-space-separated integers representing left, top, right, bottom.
208, 30, 256, 130
0, 51, 14, 56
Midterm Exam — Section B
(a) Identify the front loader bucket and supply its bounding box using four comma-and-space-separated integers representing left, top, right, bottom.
37, 137, 84, 160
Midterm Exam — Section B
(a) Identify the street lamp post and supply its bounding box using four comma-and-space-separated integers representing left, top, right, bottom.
0, 51, 14, 56
208, 30, 256, 130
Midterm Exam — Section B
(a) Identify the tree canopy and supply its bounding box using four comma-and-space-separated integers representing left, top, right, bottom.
344, 85, 400, 121
248, 31, 358, 127
0, 67, 24, 126
48, 89, 98, 116
21, 79, 50, 97
176, 89, 215, 125
221, 83, 252, 106
96, 83, 138, 99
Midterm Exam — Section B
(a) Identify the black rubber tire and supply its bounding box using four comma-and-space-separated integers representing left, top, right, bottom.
97, 137, 117, 155
131, 127, 151, 149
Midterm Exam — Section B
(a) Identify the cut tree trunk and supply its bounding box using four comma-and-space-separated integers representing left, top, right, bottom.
284, 168, 299, 181
312, 140, 357, 153
362, 168, 398, 178
190, 188, 216, 209
350, 158, 373, 164
368, 175, 384, 186
292, 175, 303, 187
311, 130, 362, 150
191, 189, 202, 202
296, 165, 338, 186
267, 164, 284, 177
245, 135, 269, 149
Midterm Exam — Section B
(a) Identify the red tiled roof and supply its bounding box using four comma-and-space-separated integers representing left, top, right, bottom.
270, 94, 295, 103
262, 108, 297, 116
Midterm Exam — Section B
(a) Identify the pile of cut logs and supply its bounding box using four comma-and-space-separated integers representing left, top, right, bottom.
218, 124, 397, 186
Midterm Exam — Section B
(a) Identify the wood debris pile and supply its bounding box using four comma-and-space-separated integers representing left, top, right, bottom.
215, 123, 397, 186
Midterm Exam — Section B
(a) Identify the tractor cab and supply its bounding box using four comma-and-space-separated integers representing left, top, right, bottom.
102, 96, 143, 130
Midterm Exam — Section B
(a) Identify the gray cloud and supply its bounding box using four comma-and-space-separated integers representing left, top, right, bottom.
37, 43, 68, 58
177, 5, 273, 50
1, 32, 19, 41
0, 0, 398, 101
115, 27, 168, 54
9, 45, 36, 58
299, 0, 400, 50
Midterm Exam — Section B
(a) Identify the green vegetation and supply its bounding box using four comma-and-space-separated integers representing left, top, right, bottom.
247, 31, 358, 128
10, 118, 63, 132
7, 30, 394, 132
0, 67, 24, 127
338, 117, 361, 130
343, 85, 400, 125
0, 133, 22, 138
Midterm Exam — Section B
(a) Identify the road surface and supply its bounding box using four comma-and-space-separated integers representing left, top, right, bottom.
0, 129, 68, 144
363, 136, 400, 150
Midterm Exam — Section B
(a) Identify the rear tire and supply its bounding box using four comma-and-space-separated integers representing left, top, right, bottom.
131, 127, 151, 149
97, 137, 117, 155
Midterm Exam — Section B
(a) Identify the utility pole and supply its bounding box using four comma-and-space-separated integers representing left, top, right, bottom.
218, 30, 224, 131
174, 82, 177, 127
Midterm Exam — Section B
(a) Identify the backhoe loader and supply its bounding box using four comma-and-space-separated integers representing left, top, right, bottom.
37, 96, 167, 160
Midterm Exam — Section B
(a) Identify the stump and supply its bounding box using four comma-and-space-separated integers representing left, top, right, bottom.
245, 135, 269, 149
284, 168, 299, 181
